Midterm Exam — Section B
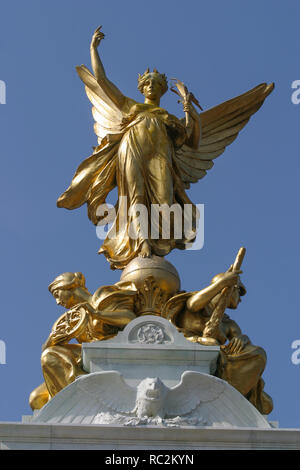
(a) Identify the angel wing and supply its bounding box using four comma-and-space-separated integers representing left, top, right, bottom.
165, 371, 225, 417
174, 83, 274, 188
76, 65, 125, 145
57, 66, 132, 221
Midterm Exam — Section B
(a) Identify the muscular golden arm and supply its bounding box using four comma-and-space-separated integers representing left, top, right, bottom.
186, 272, 240, 312
41, 329, 69, 352
225, 319, 250, 344
221, 319, 250, 355
90, 26, 125, 109
183, 102, 201, 149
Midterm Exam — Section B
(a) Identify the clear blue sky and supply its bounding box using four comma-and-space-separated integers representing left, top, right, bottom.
0, 1, 299, 428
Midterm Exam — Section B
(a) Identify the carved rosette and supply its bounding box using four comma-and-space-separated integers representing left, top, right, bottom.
136, 324, 165, 344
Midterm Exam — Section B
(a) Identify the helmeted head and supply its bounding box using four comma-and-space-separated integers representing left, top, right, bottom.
211, 272, 246, 310
138, 68, 168, 101
48, 272, 89, 309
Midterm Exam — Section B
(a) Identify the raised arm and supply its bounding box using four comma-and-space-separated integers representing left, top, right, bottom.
186, 271, 240, 312
183, 101, 201, 149
90, 26, 125, 109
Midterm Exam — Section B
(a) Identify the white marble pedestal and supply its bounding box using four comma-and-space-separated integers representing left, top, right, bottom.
1, 316, 299, 450
27, 316, 270, 429
82, 315, 220, 387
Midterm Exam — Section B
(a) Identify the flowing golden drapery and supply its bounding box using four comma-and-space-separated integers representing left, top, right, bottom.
215, 343, 273, 415
58, 100, 198, 269
57, 64, 274, 269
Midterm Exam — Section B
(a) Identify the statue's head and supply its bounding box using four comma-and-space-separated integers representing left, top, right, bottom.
138, 68, 168, 100
211, 272, 246, 310
48, 272, 89, 309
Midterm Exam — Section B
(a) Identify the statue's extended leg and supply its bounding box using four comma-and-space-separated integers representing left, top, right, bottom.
41, 344, 85, 398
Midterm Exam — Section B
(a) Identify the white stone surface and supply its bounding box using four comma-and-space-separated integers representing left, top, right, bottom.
82, 315, 220, 387
31, 370, 270, 429
10, 315, 289, 450
26, 316, 271, 430
1, 422, 300, 450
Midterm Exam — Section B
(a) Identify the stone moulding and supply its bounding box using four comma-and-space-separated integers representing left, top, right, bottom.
1, 422, 300, 450
82, 316, 220, 381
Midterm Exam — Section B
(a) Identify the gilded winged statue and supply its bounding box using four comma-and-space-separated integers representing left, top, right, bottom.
57, 26, 274, 270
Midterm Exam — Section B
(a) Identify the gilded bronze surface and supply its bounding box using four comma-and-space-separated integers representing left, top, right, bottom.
30, 254, 273, 415
163, 250, 273, 415
30, 26, 274, 416
57, 26, 274, 270
198, 247, 246, 345
29, 272, 137, 409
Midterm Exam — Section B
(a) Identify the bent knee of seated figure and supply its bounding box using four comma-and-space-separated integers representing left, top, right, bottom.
41, 346, 61, 369
41, 345, 79, 374
219, 345, 268, 396
41, 345, 83, 376
239, 343, 267, 364
250, 345, 267, 372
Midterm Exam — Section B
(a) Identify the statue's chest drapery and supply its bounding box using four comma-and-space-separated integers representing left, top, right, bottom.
130, 114, 170, 158
119, 104, 186, 159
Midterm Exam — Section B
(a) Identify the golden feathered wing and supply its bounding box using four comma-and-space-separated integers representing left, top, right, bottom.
57, 66, 133, 223
76, 64, 125, 144
58, 71, 274, 227
174, 83, 274, 189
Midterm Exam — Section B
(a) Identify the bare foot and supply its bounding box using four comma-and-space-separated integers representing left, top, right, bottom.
139, 241, 152, 258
